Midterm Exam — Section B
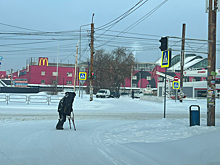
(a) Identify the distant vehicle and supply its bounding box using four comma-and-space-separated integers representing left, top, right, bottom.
109, 91, 120, 98
96, 89, 111, 98
133, 91, 143, 98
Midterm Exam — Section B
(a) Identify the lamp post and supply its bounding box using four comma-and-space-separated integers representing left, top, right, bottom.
56, 43, 59, 94
79, 23, 90, 97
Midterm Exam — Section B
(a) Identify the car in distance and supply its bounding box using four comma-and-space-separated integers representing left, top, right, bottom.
109, 91, 120, 98
96, 89, 111, 98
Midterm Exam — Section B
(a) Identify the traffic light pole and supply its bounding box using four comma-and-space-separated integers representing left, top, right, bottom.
159, 36, 169, 118
90, 14, 95, 101
164, 68, 167, 118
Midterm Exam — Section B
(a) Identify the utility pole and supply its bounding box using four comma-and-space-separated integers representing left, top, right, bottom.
90, 13, 95, 101
74, 44, 78, 92
179, 23, 186, 103
207, 0, 218, 126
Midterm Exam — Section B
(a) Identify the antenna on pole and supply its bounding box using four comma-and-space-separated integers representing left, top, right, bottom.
206, 0, 209, 13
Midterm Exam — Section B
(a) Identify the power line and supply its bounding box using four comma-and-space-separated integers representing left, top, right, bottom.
122, 0, 168, 32
96, 0, 147, 30
95, 0, 168, 48
0, 22, 43, 32
96, 0, 149, 39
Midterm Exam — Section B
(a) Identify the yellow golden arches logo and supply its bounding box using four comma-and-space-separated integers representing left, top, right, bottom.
39, 58, 48, 66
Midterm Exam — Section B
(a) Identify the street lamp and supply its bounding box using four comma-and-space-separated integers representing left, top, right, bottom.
79, 23, 90, 97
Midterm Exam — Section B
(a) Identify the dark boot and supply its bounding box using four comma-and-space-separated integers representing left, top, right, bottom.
56, 120, 64, 130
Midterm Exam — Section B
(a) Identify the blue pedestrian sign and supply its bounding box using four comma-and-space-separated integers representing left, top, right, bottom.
161, 51, 170, 68
79, 72, 87, 80
172, 81, 180, 89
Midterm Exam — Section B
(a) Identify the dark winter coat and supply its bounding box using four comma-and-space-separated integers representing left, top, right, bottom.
58, 92, 76, 115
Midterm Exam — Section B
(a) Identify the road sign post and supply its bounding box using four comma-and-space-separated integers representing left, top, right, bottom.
173, 76, 179, 102
79, 72, 87, 80
160, 50, 172, 118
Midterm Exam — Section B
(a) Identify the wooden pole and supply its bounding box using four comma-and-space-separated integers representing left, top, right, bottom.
179, 23, 186, 102
207, 0, 217, 126
90, 21, 94, 101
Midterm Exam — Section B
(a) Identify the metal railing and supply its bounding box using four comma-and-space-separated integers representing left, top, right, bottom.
0, 94, 62, 105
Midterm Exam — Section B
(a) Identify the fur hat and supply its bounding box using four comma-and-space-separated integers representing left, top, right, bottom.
65, 92, 76, 98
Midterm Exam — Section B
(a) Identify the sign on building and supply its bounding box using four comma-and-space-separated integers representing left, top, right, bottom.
14, 79, 28, 87
39, 57, 48, 66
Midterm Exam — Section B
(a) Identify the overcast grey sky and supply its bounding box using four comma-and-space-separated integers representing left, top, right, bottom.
0, 0, 219, 72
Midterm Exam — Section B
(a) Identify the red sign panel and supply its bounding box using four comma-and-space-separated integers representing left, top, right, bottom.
174, 76, 178, 81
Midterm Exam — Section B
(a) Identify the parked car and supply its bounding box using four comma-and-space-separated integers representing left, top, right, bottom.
96, 89, 111, 98
109, 91, 120, 98
133, 91, 143, 98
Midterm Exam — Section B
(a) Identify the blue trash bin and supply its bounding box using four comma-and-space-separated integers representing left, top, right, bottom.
189, 105, 200, 126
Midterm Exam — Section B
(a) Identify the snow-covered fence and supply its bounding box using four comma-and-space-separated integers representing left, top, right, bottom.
49, 95, 62, 104
8, 95, 28, 105
28, 95, 49, 105
0, 95, 7, 103
0, 94, 62, 105
140, 95, 163, 103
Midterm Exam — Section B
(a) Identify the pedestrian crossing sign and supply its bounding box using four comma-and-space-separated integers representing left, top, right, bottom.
172, 81, 180, 89
79, 72, 87, 80
161, 50, 170, 68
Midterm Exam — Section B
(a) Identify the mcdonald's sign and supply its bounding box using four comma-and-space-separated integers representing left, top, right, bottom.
39, 57, 48, 66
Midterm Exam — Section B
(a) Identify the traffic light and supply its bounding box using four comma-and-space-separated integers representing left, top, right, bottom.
159, 37, 168, 51
92, 72, 94, 79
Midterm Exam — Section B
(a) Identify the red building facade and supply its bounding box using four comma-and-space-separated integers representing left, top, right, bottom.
12, 57, 83, 86
8, 57, 184, 89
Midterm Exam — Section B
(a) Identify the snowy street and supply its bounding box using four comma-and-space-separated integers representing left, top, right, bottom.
0, 94, 220, 165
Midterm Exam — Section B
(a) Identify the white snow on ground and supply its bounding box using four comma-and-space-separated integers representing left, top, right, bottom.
0, 93, 220, 165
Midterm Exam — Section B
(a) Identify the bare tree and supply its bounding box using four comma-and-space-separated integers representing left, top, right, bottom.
92, 47, 135, 92
47, 76, 59, 95
93, 49, 112, 89
111, 47, 135, 92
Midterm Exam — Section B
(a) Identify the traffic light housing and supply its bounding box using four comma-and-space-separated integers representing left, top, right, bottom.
159, 37, 168, 51
91, 72, 96, 79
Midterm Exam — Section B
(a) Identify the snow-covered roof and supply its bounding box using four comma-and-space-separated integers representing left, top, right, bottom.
168, 56, 197, 71
156, 53, 205, 71
183, 58, 203, 70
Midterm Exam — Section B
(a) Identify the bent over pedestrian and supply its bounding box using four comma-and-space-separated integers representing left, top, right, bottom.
56, 92, 76, 130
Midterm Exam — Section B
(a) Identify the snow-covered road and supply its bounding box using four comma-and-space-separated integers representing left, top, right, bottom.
1, 119, 220, 165
1, 95, 220, 165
